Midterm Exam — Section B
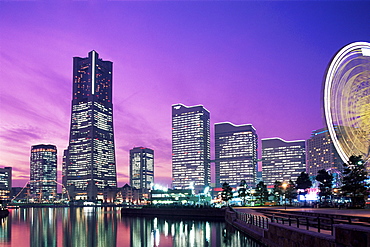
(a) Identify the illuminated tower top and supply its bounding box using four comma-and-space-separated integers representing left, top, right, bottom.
72, 50, 113, 107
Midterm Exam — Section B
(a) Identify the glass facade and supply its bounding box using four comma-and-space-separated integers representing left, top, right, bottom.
262, 138, 306, 186
130, 147, 154, 190
215, 122, 258, 187
306, 127, 342, 178
65, 51, 117, 197
30, 144, 57, 201
172, 104, 210, 190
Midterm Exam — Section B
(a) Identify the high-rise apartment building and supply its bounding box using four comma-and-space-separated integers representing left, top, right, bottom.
215, 122, 258, 187
306, 127, 343, 178
30, 144, 57, 201
64, 51, 117, 199
172, 104, 210, 190
0, 167, 12, 200
262, 138, 306, 186
130, 147, 154, 190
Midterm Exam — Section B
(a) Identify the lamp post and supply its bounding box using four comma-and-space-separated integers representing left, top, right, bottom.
282, 183, 287, 210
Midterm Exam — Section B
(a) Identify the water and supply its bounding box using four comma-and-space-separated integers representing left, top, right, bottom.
0, 207, 265, 247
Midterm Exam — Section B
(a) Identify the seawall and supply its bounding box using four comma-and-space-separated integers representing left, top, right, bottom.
121, 207, 225, 220
225, 207, 370, 247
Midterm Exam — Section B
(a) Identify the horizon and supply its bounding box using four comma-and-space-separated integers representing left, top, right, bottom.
1, 1, 369, 188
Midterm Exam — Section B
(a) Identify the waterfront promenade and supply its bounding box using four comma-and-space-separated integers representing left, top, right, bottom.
236, 206, 370, 218
226, 206, 370, 247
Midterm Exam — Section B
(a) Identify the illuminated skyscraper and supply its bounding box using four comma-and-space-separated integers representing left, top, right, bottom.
215, 122, 258, 187
172, 104, 210, 190
30, 144, 57, 201
0, 167, 12, 200
306, 127, 342, 178
65, 51, 117, 199
130, 147, 154, 190
262, 138, 306, 186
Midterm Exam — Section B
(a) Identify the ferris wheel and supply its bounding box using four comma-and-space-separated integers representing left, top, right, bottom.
323, 42, 370, 166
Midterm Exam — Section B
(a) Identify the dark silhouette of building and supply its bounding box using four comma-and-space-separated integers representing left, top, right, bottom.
64, 51, 117, 200
172, 104, 210, 190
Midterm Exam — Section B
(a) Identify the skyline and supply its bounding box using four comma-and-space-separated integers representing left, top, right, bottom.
1, 1, 369, 188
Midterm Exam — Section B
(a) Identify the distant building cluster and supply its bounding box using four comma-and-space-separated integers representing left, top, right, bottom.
5, 50, 347, 203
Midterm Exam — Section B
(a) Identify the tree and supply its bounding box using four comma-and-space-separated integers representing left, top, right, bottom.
273, 181, 283, 205
296, 172, 312, 204
316, 169, 333, 203
254, 181, 268, 205
285, 180, 297, 205
221, 182, 233, 205
238, 180, 249, 206
341, 155, 369, 208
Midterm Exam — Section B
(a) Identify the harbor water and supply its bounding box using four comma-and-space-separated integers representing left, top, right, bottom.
0, 207, 265, 247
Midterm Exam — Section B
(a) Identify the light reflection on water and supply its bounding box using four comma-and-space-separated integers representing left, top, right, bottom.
0, 207, 265, 247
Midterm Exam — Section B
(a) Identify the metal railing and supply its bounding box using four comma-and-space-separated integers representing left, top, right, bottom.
231, 208, 271, 229
270, 214, 335, 235
230, 207, 370, 236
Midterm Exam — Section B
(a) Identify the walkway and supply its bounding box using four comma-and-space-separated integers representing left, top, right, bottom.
233, 206, 370, 235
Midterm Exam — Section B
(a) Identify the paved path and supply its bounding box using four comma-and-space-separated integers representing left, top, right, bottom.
235, 206, 370, 218
233, 206, 370, 236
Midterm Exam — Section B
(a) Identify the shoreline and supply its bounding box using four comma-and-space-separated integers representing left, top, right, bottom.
121, 206, 226, 220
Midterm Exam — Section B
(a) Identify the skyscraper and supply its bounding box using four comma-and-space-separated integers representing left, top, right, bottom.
0, 167, 12, 200
30, 144, 57, 201
306, 127, 343, 178
215, 122, 258, 187
172, 104, 210, 190
65, 51, 117, 200
262, 138, 306, 186
130, 147, 154, 190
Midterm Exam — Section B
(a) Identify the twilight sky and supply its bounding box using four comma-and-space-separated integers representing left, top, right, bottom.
0, 1, 369, 188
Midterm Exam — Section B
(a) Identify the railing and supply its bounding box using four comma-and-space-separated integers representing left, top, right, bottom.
270, 214, 335, 235
255, 209, 370, 235
230, 207, 366, 235
230, 207, 271, 229
230, 207, 370, 235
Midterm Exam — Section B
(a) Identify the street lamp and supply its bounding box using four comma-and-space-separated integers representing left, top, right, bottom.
282, 183, 287, 210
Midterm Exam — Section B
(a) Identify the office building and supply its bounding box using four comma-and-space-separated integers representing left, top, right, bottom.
0, 167, 12, 200
30, 144, 57, 201
172, 104, 210, 190
65, 51, 117, 200
262, 138, 306, 186
130, 147, 154, 190
215, 122, 258, 187
306, 127, 343, 178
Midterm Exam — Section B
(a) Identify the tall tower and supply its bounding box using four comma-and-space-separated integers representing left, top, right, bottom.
130, 147, 154, 190
30, 144, 57, 201
215, 122, 258, 187
65, 51, 117, 199
172, 104, 210, 190
262, 138, 306, 186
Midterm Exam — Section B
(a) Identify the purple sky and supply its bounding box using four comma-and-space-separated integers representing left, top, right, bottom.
0, 1, 369, 188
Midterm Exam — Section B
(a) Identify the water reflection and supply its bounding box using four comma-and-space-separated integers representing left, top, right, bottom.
0, 208, 265, 247
123, 217, 264, 247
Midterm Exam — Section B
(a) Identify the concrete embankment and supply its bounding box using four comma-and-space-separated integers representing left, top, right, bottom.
121, 207, 225, 220
225, 207, 370, 247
